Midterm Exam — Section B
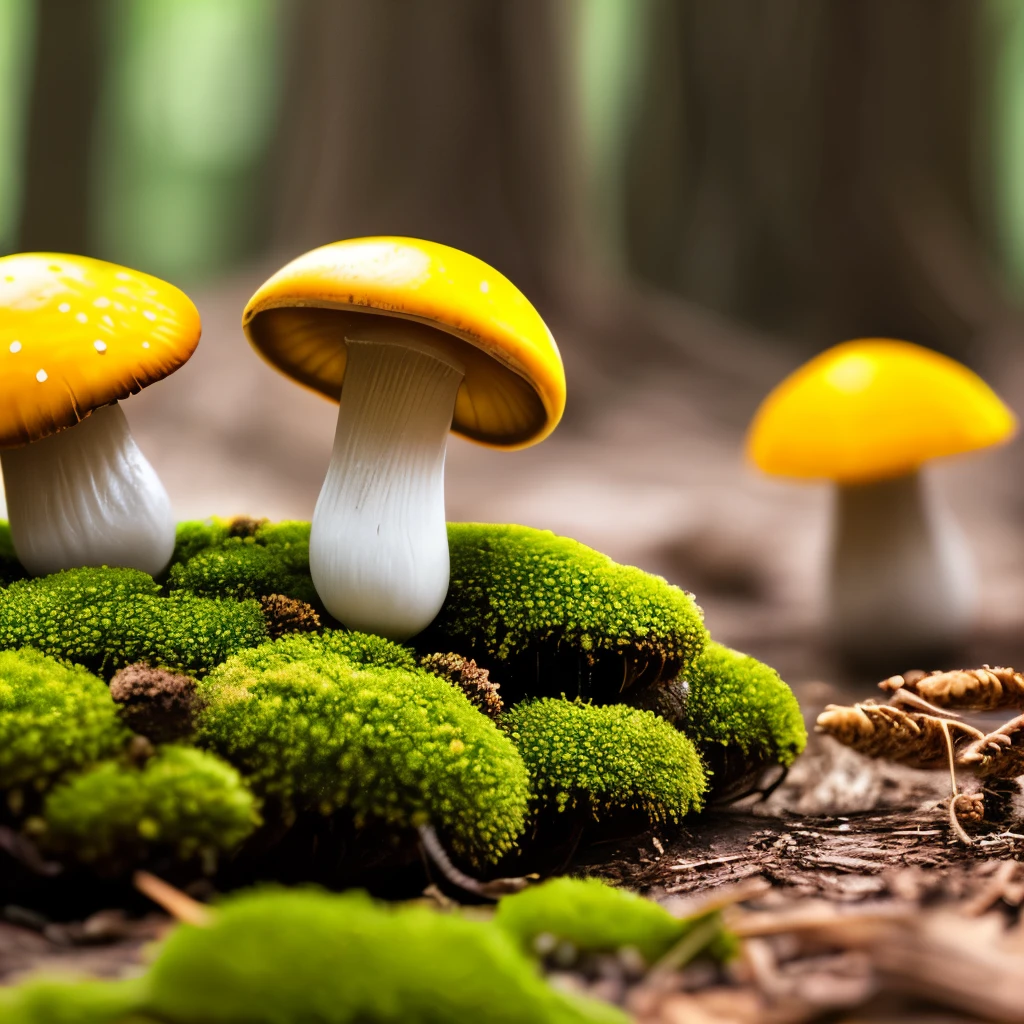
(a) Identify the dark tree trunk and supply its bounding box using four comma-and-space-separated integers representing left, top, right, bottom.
624, 0, 1005, 359
16, 0, 102, 255
270, 0, 583, 305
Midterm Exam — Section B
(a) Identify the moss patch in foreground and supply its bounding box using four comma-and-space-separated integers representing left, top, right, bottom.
40, 745, 260, 865
496, 876, 736, 965
0, 888, 628, 1024
0, 648, 128, 792
684, 640, 806, 769
0, 567, 269, 676
196, 647, 529, 862
504, 699, 706, 822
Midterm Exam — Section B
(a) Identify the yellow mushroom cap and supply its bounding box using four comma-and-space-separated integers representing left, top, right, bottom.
0, 253, 201, 449
242, 236, 566, 449
746, 338, 1017, 484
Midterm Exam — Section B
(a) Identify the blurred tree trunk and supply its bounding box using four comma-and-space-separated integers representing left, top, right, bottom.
270, 0, 583, 305
16, 0, 102, 254
625, 0, 1006, 359
268, 0, 781, 425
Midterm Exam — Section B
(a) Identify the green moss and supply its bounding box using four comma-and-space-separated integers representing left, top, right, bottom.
0, 649, 128, 791
0, 977, 147, 1024
168, 520, 316, 605
0, 567, 269, 675
144, 887, 628, 1024
684, 641, 806, 769
40, 745, 260, 864
226, 628, 418, 674
196, 646, 529, 862
495, 876, 736, 964
171, 517, 234, 568
420, 524, 708, 702
504, 699, 706, 822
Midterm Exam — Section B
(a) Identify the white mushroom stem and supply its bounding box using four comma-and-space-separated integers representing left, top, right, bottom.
828, 469, 975, 664
310, 338, 465, 640
0, 402, 175, 577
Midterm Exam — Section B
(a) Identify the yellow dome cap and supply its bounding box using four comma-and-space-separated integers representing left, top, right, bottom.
747, 339, 1017, 483
242, 237, 566, 449
0, 253, 201, 448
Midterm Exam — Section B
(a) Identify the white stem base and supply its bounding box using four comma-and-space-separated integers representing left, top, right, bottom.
310, 339, 464, 641
1, 403, 176, 577
829, 471, 975, 664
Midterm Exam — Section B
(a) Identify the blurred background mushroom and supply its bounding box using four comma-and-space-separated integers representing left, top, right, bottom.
3, 0, 1024, 684
746, 338, 1017, 668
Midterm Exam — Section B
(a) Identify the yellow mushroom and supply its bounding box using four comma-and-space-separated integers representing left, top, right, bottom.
0, 253, 200, 576
746, 338, 1016, 664
243, 236, 565, 640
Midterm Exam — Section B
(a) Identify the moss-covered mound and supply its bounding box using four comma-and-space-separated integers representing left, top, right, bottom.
0, 567, 269, 676
0, 887, 628, 1024
196, 638, 530, 862
683, 641, 806, 789
418, 524, 708, 703
0, 648, 128, 793
39, 745, 260, 865
504, 699, 706, 823
169, 519, 317, 606
495, 876, 735, 964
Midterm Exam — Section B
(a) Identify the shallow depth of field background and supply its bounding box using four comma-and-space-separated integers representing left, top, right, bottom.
4, 0, 1024, 682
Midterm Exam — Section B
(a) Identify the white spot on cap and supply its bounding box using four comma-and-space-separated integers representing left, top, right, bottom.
115, 271, 131, 281
35, 369, 47, 383
142, 310, 157, 322
94, 296, 111, 308
479, 280, 490, 293
102, 314, 113, 326
58, 302, 70, 313
9, 341, 20, 353
75, 312, 88, 324
141, 341, 150, 349
93, 340, 107, 353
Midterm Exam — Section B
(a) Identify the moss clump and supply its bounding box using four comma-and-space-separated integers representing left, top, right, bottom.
0, 977, 147, 1024
0, 649, 128, 792
504, 699, 706, 822
0, 567, 269, 676
495, 876, 736, 965
168, 520, 316, 606
420, 524, 708, 703
684, 641, 806, 772
225, 627, 418, 673
196, 643, 529, 862
39, 745, 259, 865
146, 887, 627, 1024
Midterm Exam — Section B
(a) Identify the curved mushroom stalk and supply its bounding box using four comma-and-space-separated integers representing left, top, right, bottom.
310, 338, 465, 641
828, 470, 975, 665
1, 402, 175, 576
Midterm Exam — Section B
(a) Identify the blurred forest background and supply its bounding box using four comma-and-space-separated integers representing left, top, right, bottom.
4, 0, 1024, 680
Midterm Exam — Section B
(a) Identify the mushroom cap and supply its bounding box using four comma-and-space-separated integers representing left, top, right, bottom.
746, 338, 1017, 483
0, 253, 201, 448
242, 237, 566, 449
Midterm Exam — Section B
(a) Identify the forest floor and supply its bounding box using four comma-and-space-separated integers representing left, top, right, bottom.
5, 278, 1024, 1017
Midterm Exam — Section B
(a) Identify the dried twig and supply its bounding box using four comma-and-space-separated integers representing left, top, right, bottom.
133, 871, 211, 926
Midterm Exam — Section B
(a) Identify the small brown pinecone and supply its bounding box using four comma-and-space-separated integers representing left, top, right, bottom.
109, 664, 198, 742
420, 653, 503, 719
227, 515, 268, 539
259, 593, 322, 639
